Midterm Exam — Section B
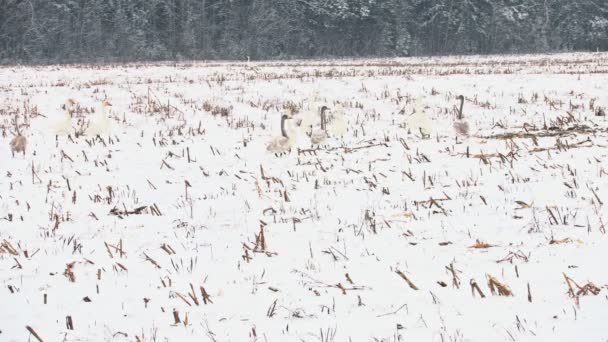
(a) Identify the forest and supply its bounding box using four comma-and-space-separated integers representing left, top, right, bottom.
1, 0, 607, 63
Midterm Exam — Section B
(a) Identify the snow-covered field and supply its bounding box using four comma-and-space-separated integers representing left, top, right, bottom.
1, 52, 607, 342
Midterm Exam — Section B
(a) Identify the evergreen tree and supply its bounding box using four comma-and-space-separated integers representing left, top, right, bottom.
0, 0, 606, 63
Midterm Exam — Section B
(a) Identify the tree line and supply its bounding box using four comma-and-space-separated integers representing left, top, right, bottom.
1, 0, 607, 64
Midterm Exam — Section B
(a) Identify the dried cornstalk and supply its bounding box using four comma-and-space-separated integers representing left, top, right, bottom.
188, 284, 199, 306
161, 243, 176, 255
563, 273, 601, 299
549, 237, 572, 245
445, 263, 461, 289
486, 274, 513, 296
253, 227, 267, 252
143, 253, 161, 269
172, 309, 181, 324
470, 279, 485, 298
26, 326, 44, 342
1, 239, 19, 255
175, 292, 192, 306
267, 299, 278, 317
335, 283, 347, 295
469, 239, 494, 249
396, 270, 419, 290
200, 286, 213, 304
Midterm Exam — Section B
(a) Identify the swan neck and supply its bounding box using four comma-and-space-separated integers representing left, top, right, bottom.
459, 97, 464, 120
281, 116, 288, 138
320, 109, 326, 131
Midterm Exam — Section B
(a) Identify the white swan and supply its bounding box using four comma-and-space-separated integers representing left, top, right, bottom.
298, 108, 316, 133
327, 104, 346, 138
453, 95, 470, 137
407, 98, 432, 138
50, 98, 77, 136
65, 98, 77, 114
85, 100, 112, 136
266, 114, 294, 154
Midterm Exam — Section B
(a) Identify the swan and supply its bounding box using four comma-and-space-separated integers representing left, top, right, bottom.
309, 106, 329, 145
297, 90, 327, 131
10, 135, 27, 157
308, 90, 326, 117
266, 114, 294, 154
50, 98, 77, 136
85, 100, 112, 136
407, 98, 432, 139
327, 104, 346, 138
9, 115, 27, 157
453, 95, 470, 137
63, 98, 77, 115
298, 108, 316, 133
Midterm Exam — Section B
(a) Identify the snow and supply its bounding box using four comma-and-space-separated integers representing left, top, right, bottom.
1, 52, 607, 342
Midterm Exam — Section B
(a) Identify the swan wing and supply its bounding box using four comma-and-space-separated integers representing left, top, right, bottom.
453, 120, 470, 137
310, 129, 327, 144
50, 115, 73, 135
266, 137, 291, 153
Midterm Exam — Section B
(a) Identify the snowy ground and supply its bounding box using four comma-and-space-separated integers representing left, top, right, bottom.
1, 52, 608, 342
